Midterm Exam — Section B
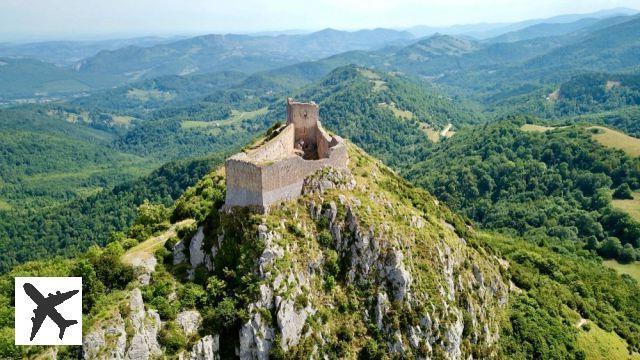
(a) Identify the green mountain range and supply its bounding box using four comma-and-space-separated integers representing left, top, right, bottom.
1, 7, 640, 359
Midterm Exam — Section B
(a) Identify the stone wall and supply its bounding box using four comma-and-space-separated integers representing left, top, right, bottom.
225, 159, 263, 208
259, 144, 348, 207
224, 99, 348, 210
316, 123, 334, 159
246, 124, 295, 164
287, 98, 319, 147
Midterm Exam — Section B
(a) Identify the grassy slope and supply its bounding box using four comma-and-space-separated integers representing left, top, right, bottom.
181, 107, 269, 131
578, 321, 640, 360
612, 191, 640, 221
603, 260, 640, 282
521, 124, 556, 132
588, 126, 640, 157
522, 123, 640, 157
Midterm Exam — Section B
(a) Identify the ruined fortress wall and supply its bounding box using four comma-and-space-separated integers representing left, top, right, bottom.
225, 99, 348, 210
316, 123, 333, 159
260, 156, 306, 206
225, 142, 348, 209
287, 99, 319, 146
224, 159, 263, 207
247, 124, 294, 163
259, 144, 348, 207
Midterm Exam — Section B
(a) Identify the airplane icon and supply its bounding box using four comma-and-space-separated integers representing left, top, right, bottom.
23, 283, 79, 341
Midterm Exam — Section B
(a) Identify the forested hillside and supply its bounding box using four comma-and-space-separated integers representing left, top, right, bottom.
405, 119, 640, 263
568, 106, 640, 137
292, 65, 478, 167
0, 154, 223, 273
0, 106, 155, 209
2, 142, 639, 359
0, 64, 481, 271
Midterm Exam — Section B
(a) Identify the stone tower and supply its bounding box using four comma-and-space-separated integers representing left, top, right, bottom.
224, 98, 348, 211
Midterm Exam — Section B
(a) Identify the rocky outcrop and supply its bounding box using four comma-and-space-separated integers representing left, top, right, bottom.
174, 226, 216, 276
135, 256, 157, 285
384, 250, 412, 301
302, 167, 356, 196
126, 288, 162, 360
83, 312, 127, 359
176, 310, 202, 337
173, 240, 187, 265
83, 289, 162, 360
189, 227, 206, 268
275, 295, 315, 350
239, 308, 274, 360
188, 335, 220, 360
238, 225, 282, 359
374, 292, 390, 329
306, 184, 508, 359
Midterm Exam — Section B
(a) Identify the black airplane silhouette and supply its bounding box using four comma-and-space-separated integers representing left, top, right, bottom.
23, 283, 79, 341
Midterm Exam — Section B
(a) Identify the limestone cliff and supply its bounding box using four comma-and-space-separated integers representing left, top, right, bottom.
79, 143, 508, 359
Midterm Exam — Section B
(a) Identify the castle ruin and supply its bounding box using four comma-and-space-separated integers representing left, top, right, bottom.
224, 98, 348, 210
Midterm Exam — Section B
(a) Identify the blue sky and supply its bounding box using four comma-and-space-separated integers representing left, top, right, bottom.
1, 0, 639, 41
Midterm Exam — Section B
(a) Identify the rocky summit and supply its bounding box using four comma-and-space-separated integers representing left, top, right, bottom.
76, 143, 508, 359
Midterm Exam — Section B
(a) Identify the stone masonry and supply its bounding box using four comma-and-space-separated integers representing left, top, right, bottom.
224, 98, 348, 210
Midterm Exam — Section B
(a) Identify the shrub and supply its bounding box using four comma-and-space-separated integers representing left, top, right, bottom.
179, 283, 207, 309
324, 250, 340, 276
294, 293, 309, 311
619, 244, 637, 263
318, 230, 333, 248
598, 237, 623, 259
192, 265, 209, 286
159, 321, 187, 354
90, 243, 135, 290
202, 298, 238, 332
154, 246, 172, 264
324, 275, 336, 291
176, 222, 198, 242
120, 238, 139, 250
136, 200, 170, 228
287, 223, 304, 237
613, 183, 634, 200
164, 236, 179, 252
151, 296, 179, 320
358, 339, 384, 360
70, 259, 106, 312
205, 276, 227, 304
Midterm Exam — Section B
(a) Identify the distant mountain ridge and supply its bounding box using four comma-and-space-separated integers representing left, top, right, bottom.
406, 7, 638, 38
73, 28, 415, 83
0, 28, 415, 100
0, 36, 183, 66
1, 7, 639, 102
485, 17, 603, 43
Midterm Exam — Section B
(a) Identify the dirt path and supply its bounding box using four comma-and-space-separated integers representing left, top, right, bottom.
122, 219, 195, 282
440, 123, 453, 137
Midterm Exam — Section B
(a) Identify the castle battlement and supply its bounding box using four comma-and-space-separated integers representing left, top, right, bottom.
224, 98, 348, 210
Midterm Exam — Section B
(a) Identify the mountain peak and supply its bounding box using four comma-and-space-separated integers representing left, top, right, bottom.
405, 33, 479, 57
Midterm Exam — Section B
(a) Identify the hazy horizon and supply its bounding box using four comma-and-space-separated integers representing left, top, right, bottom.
1, 0, 640, 42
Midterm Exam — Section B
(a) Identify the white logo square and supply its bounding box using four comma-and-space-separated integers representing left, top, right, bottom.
14, 277, 82, 345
